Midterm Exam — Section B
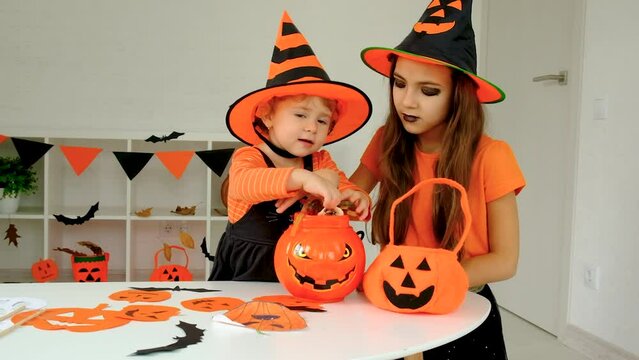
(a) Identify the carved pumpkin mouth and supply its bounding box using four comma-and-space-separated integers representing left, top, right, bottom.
288, 260, 355, 290
383, 281, 435, 309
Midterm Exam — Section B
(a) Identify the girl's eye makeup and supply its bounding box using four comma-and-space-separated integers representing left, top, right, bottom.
421, 87, 441, 96
393, 80, 406, 88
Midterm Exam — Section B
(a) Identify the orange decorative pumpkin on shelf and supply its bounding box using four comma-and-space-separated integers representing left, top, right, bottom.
31, 258, 59, 283
363, 178, 470, 314
274, 212, 365, 302
149, 245, 193, 282
72, 253, 110, 282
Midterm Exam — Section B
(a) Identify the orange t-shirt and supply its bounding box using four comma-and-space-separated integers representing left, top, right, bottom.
227, 146, 362, 223
361, 127, 526, 259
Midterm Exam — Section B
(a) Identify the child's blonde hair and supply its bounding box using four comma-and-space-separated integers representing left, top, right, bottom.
253, 95, 340, 135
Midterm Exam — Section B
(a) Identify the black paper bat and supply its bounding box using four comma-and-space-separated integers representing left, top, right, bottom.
145, 131, 185, 143
53, 202, 99, 225
132, 321, 205, 356
130, 285, 220, 293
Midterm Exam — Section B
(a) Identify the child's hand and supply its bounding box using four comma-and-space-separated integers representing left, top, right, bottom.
301, 172, 341, 210
339, 189, 371, 221
313, 169, 339, 189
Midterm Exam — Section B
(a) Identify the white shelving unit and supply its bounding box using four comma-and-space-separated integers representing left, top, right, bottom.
0, 134, 241, 283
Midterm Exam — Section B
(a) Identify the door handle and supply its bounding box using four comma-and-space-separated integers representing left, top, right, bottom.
532, 70, 567, 85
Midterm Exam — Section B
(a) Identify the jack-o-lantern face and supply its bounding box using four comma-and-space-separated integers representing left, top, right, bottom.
71, 253, 109, 282
223, 301, 306, 331
116, 304, 180, 321
363, 178, 471, 314
181, 297, 244, 312
109, 289, 171, 303
12, 304, 130, 332
149, 245, 193, 282
31, 258, 59, 283
274, 214, 366, 302
414, 0, 462, 35
252, 295, 325, 312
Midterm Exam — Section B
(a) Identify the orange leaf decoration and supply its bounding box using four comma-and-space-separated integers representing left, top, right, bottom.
171, 205, 196, 216
135, 207, 153, 217
163, 243, 172, 262
179, 231, 194, 249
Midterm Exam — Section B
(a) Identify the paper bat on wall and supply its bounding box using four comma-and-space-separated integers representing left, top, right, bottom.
131, 321, 205, 356
130, 286, 220, 293
53, 202, 99, 225
145, 131, 185, 143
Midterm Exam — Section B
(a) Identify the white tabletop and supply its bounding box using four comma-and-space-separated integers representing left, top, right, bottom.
0, 281, 490, 360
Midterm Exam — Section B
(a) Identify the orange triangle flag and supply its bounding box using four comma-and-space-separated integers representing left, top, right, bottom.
59, 146, 103, 176
0, 134, 7, 143
155, 151, 195, 179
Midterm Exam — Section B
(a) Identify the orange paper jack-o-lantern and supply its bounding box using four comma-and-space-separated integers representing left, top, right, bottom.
363, 178, 470, 314
252, 295, 325, 312
274, 213, 365, 302
109, 289, 172, 303
414, 0, 462, 35
149, 245, 193, 282
116, 304, 180, 322
72, 253, 110, 282
31, 258, 59, 283
12, 304, 130, 332
223, 301, 307, 331
181, 297, 244, 312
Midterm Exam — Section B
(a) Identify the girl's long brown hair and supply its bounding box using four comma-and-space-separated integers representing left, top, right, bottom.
371, 61, 484, 254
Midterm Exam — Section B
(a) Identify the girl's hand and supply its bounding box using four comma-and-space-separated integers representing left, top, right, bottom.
281, 169, 341, 212
339, 189, 371, 221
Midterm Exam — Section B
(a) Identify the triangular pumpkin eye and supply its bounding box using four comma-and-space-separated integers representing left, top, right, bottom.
417, 258, 431, 271
390, 256, 404, 269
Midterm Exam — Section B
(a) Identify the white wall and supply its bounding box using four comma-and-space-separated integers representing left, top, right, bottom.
568, 0, 639, 355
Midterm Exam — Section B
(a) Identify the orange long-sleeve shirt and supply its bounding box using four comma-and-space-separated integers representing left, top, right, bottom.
227, 146, 362, 223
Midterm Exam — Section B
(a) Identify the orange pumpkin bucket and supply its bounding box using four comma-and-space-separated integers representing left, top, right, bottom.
274, 212, 366, 302
71, 253, 110, 282
363, 178, 471, 314
149, 245, 193, 282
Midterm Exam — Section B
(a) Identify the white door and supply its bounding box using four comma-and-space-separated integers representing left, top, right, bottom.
479, 0, 583, 334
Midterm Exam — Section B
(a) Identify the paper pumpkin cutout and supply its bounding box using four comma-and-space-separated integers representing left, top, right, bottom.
31, 258, 59, 283
131, 321, 204, 356
150, 245, 193, 282
109, 289, 172, 303
59, 145, 102, 176
252, 295, 326, 312
363, 178, 470, 314
181, 297, 244, 312
116, 304, 180, 322
222, 301, 307, 331
274, 213, 366, 302
414, 0, 463, 35
12, 304, 130, 332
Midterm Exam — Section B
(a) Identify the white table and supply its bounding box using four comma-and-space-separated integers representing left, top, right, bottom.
0, 281, 489, 359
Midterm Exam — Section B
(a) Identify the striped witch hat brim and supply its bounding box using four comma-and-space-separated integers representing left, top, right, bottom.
227, 11, 372, 146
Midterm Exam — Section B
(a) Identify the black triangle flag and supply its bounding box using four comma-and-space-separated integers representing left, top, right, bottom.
113, 152, 154, 180
11, 138, 54, 168
195, 149, 234, 177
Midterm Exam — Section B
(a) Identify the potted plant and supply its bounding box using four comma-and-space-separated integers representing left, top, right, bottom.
0, 156, 38, 213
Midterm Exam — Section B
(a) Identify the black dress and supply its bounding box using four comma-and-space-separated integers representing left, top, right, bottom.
208, 150, 313, 282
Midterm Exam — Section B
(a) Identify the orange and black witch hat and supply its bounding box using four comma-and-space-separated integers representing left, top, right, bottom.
227, 11, 372, 146
361, 0, 504, 103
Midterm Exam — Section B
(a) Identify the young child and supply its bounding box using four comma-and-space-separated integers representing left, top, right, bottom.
351, 1, 525, 359
209, 11, 372, 282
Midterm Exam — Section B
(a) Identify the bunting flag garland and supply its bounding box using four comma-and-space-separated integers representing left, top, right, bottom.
195, 149, 234, 177
11, 138, 54, 168
114, 152, 154, 180
59, 145, 103, 176
2, 135, 233, 181
155, 151, 195, 179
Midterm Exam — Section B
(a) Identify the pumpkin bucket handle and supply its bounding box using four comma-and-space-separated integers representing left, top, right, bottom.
388, 178, 471, 255
153, 245, 189, 269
